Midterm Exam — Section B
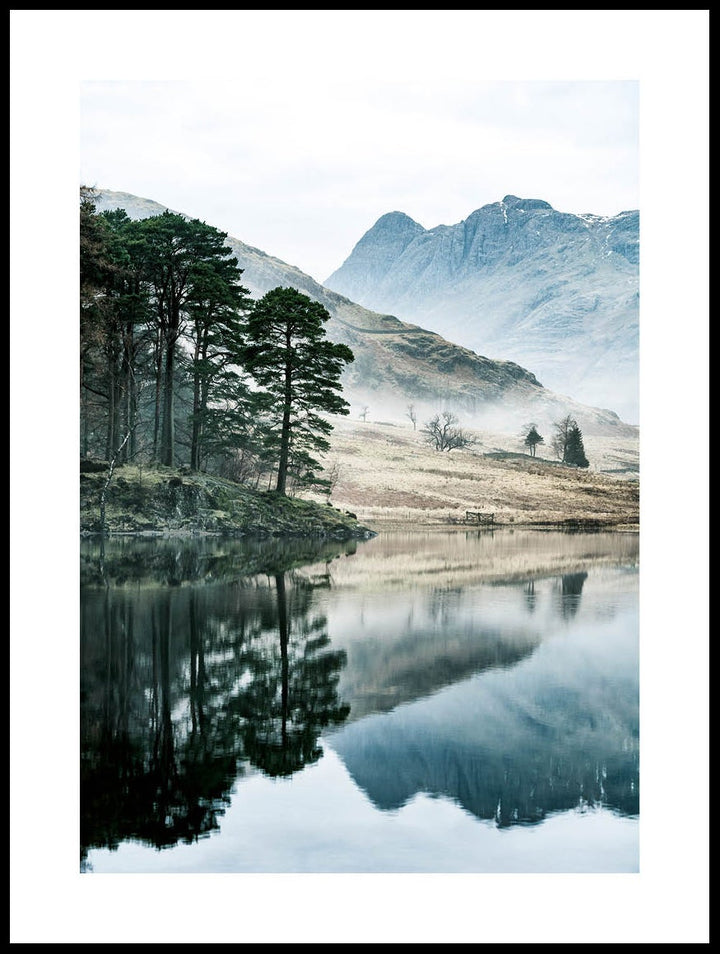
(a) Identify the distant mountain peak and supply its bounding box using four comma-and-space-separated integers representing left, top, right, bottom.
374, 210, 424, 230
500, 194, 553, 211
325, 196, 639, 423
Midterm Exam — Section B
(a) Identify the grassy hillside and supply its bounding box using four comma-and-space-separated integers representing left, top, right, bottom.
308, 417, 639, 531
80, 420, 638, 538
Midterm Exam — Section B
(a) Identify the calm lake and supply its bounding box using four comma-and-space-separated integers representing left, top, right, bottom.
81, 528, 639, 874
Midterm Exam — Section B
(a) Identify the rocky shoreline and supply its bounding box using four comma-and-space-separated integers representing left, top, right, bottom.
80, 462, 376, 541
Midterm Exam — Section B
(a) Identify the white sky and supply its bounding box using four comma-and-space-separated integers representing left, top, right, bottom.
79, 76, 639, 282
10, 8, 709, 947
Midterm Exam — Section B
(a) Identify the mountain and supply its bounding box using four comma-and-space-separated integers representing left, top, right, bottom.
90, 190, 637, 439
324, 196, 639, 423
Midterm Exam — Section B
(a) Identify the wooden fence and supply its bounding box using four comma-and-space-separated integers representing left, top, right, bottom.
464, 510, 495, 526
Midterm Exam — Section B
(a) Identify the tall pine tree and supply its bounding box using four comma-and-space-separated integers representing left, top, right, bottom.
243, 287, 354, 495
133, 211, 245, 467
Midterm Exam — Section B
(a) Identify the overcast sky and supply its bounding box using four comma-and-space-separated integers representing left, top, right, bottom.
10, 9, 709, 948
79, 76, 639, 282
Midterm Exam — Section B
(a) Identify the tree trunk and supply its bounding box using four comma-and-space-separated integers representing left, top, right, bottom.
189, 325, 208, 472
152, 331, 163, 464
276, 573, 289, 746
190, 356, 201, 471
99, 429, 131, 534
160, 337, 176, 467
128, 368, 137, 461
121, 320, 137, 462
275, 360, 293, 494
80, 358, 90, 458
105, 358, 116, 463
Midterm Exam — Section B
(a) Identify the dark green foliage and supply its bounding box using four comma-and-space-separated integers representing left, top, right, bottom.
523, 424, 544, 457
243, 287, 354, 495
80, 192, 253, 471
564, 423, 589, 468
80, 193, 356, 505
81, 565, 351, 860
80, 192, 152, 462
552, 414, 589, 468
130, 211, 249, 467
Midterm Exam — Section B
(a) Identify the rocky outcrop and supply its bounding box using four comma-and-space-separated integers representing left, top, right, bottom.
79, 463, 374, 539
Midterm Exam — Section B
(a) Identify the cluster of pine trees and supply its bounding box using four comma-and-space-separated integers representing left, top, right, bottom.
80, 188, 354, 495
524, 416, 589, 467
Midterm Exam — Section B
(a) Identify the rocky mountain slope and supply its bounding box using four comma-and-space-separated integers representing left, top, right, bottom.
90, 190, 638, 441
325, 196, 639, 423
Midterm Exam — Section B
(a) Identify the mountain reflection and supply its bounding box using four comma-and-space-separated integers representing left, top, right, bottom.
328, 570, 638, 828
80, 545, 351, 867
81, 532, 639, 871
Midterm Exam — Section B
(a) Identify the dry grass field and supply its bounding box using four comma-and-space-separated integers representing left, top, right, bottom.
307, 416, 639, 532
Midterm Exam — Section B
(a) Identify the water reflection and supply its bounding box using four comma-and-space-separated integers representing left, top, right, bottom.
80, 534, 359, 587
231, 573, 350, 777
81, 530, 639, 873
329, 603, 639, 827
81, 537, 354, 868
524, 579, 537, 613
558, 571, 588, 618
321, 556, 637, 828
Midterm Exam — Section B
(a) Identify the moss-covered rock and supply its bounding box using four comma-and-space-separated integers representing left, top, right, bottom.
80, 463, 375, 540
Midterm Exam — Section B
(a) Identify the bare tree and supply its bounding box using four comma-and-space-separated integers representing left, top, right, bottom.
323, 459, 342, 500
421, 411, 476, 452
406, 403, 417, 430
359, 405, 369, 422
551, 414, 575, 461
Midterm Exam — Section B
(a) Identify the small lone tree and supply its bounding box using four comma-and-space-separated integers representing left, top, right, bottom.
552, 414, 589, 467
323, 459, 342, 501
421, 411, 475, 452
406, 404, 417, 430
359, 405, 369, 422
523, 424, 544, 457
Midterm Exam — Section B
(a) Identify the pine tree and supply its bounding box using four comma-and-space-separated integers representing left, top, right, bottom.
242, 287, 354, 495
133, 211, 245, 467
564, 423, 589, 468
523, 424, 544, 457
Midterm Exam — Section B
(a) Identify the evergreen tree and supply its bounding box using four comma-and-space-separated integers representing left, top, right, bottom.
242, 287, 354, 495
132, 211, 244, 467
184, 259, 253, 471
552, 414, 589, 467
523, 424, 544, 457
80, 194, 151, 462
564, 422, 589, 467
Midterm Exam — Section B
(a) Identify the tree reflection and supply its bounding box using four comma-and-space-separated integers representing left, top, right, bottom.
81, 565, 350, 866
524, 579, 537, 613
232, 574, 350, 777
558, 572, 588, 619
